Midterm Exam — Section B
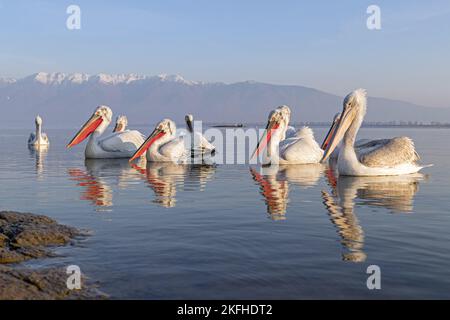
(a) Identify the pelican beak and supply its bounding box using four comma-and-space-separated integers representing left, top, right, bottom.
129, 128, 166, 162
251, 119, 280, 160
186, 117, 193, 133
321, 106, 355, 163
67, 114, 103, 148
321, 117, 340, 150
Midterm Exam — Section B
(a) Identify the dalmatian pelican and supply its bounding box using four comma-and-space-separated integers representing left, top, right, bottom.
67, 105, 145, 159
252, 106, 323, 164
129, 119, 215, 163
321, 89, 430, 176
28, 115, 49, 146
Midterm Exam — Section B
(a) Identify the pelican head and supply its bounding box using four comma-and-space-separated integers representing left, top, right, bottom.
321, 89, 367, 162
113, 115, 128, 132
35, 115, 43, 127
321, 112, 341, 150
252, 105, 291, 159
185, 114, 194, 132
67, 105, 113, 148
129, 119, 176, 162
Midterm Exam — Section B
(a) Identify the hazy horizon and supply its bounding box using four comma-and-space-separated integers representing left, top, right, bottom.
1, 1, 450, 108
2, 71, 450, 111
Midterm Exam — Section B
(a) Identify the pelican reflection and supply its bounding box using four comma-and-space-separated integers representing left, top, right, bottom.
68, 158, 145, 210
28, 144, 49, 179
322, 168, 425, 262
250, 164, 324, 220
131, 162, 216, 208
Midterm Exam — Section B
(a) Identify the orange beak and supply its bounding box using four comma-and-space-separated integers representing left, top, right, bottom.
129, 128, 166, 162
251, 121, 280, 160
321, 118, 339, 150
67, 114, 103, 148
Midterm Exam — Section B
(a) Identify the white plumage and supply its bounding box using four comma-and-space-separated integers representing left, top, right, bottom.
130, 119, 215, 164
67, 105, 145, 159
253, 106, 323, 165
28, 115, 49, 147
322, 89, 430, 176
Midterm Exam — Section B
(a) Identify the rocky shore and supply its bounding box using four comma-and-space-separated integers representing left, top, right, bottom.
0, 211, 104, 299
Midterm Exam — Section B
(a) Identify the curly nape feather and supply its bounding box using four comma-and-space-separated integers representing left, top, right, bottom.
295, 126, 315, 139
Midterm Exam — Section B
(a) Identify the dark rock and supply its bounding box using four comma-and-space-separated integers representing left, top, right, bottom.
0, 265, 105, 300
0, 211, 106, 299
0, 211, 80, 264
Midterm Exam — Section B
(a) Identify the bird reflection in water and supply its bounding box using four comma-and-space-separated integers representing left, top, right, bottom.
131, 162, 216, 208
28, 144, 49, 180
250, 164, 324, 220
322, 166, 426, 262
67, 158, 145, 211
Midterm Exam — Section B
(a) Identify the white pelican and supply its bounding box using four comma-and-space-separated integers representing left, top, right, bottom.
28, 115, 49, 146
252, 106, 323, 164
113, 115, 128, 133
129, 119, 215, 163
321, 89, 429, 176
184, 114, 216, 156
67, 105, 145, 159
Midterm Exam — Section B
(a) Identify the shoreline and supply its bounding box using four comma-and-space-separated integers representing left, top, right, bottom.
0, 211, 105, 300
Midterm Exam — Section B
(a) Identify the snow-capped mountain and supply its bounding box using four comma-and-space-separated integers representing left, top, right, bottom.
18, 72, 200, 86
1, 72, 449, 127
0, 77, 17, 86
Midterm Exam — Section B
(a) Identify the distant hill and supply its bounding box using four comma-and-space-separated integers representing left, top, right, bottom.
1, 72, 450, 128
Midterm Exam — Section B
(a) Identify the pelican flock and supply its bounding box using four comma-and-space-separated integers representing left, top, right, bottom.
129, 118, 215, 163
26, 87, 430, 215
67, 105, 145, 159
28, 115, 49, 147
321, 89, 429, 176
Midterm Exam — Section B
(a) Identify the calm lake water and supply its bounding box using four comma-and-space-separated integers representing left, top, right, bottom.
0, 126, 449, 299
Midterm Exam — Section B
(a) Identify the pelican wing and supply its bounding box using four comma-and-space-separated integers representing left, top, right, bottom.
356, 139, 390, 150
359, 137, 419, 168
99, 130, 145, 153
194, 132, 215, 153
280, 127, 323, 164
28, 133, 36, 144
159, 137, 188, 162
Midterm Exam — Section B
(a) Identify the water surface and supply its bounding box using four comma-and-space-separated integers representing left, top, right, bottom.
0, 127, 449, 299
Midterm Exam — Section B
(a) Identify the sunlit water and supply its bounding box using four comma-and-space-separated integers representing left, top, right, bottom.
0, 126, 449, 299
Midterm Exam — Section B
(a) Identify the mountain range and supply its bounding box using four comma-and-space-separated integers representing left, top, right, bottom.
1, 72, 449, 128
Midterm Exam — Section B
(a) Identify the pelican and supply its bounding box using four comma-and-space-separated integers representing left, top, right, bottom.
113, 115, 128, 133
129, 119, 215, 163
184, 114, 216, 156
252, 106, 323, 164
322, 89, 429, 176
185, 114, 194, 133
28, 115, 49, 146
67, 105, 145, 159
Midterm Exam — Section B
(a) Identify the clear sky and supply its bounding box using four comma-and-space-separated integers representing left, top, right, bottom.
1, 0, 449, 107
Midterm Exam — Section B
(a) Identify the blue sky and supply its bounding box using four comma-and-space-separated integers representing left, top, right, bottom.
0, 0, 449, 107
